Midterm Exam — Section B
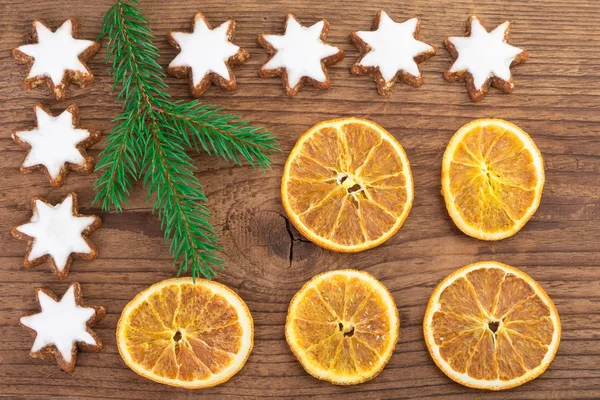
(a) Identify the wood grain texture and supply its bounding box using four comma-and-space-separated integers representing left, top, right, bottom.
1, 0, 599, 398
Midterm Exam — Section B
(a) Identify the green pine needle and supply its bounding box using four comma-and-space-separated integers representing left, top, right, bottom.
94, 0, 279, 280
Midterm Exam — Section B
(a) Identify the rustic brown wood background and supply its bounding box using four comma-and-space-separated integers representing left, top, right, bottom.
1, 0, 599, 398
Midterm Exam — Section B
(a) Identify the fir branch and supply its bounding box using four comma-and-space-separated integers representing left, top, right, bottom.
141, 113, 223, 278
93, 110, 138, 212
95, 0, 279, 279
162, 101, 279, 171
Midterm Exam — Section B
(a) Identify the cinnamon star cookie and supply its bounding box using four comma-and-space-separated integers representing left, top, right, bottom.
20, 283, 105, 372
13, 104, 100, 187
258, 14, 344, 97
350, 11, 435, 96
167, 12, 249, 97
444, 16, 528, 101
13, 19, 100, 100
12, 193, 101, 279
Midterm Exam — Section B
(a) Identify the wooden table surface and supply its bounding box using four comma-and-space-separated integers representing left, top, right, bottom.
1, 0, 599, 398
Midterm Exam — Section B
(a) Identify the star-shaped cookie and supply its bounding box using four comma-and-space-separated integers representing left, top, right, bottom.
167, 13, 249, 97
20, 282, 105, 372
13, 105, 100, 187
350, 11, 436, 96
445, 16, 528, 101
12, 193, 101, 279
258, 14, 344, 97
13, 19, 100, 100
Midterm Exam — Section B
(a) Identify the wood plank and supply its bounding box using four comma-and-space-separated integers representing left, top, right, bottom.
0, 0, 599, 398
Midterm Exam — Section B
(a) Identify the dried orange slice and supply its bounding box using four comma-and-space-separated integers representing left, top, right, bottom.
281, 117, 413, 252
424, 261, 560, 390
442, 119, 544, 240
286, 269, 399, 385
116, 278, 253, 389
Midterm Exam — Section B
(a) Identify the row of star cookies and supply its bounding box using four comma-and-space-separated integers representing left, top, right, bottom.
13, 19, 106, 373
170, 12, 527, 101
13, 13, 528, 102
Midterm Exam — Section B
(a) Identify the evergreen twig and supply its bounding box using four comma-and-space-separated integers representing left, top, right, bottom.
94, 0, 279, 279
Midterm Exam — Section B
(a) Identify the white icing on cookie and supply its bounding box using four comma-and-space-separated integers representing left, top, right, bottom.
448, 18, 524, 90
20, 284, 96, 363
262, 15, 341, 87
16, 20, 96, 86
13, 106, 91, 179
356, 12, 434, 82
15, 194, 96, 271
169, 18, 239, 86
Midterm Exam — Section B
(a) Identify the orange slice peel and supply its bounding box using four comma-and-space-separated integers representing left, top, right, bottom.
116, 278, 253, 389
282, 117, 413, 252
286, 269, 399, 385
442, 118, 544, 240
